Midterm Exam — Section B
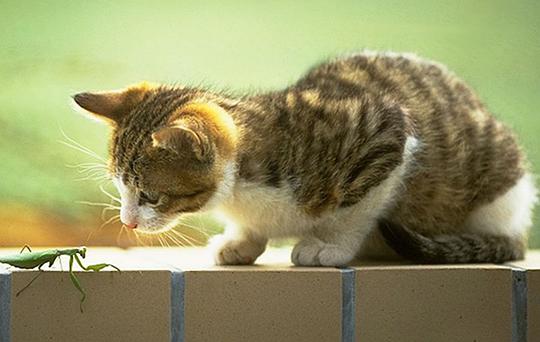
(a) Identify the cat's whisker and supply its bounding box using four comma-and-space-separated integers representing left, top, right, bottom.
174, 214, 211, 235
76, 167, 108, 176
195, 215, 219, 235
163, 231, 186, 247
74, 173, 109, 182
99, 185, 121, 204
175, 221, 211, 238
67, 165, 109, 180
182, 233, 201, 246
152, 234, 160, 247
163, 235, 172, 248
152, 233, 162, 247
161, 234, 175, 247
79, 200, 120, 226
173, 220, 210, 238
115, 226, 125, 246
164, 234, 177, 247
144, 234, 155, 247
124, 228, 137, 246
66, 162, 107, 168
67, 163, 108, 174
132, 232, 141, 246
58, 127, 106, 162
156, 235, 166, 248
79, 170, 108, 178
77, 173, 109, 181
75, 172, 106, 180
58, 139, 105, 163
85, 213, 117, 243
169, 235, 186, 247
76, 200, 120, 210
85, 227, 97, 244
101, 206, 119, 220
100, 214, 120, 229
133, 231, 148, 247
116, 225, 136, 248
168, 229, 199, 246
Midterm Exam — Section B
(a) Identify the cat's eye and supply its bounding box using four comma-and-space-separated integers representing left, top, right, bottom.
175, 189, 207, 199
139, 190, 160, 206
187, 189, 207, 197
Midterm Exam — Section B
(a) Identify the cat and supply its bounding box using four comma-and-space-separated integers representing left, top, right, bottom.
73, 51, 537, 266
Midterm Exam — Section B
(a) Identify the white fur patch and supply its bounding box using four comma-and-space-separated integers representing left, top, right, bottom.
113, 176, 139, 226
113, 176, 158, 229
219, 182, 314, 239
464, 173, 538, 238
219, 136, 420, 240
201, 161, 237, 211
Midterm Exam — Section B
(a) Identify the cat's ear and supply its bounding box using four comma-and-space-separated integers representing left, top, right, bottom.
72, 82, 154, 125
151, 121, 209, 160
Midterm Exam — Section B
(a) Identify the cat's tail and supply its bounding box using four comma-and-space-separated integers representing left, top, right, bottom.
378, 218, 525, 264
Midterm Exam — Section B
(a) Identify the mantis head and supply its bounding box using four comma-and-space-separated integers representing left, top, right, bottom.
79, 247, 87, 258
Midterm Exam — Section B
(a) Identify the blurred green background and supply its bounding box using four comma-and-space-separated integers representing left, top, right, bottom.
0, 0, 538, 247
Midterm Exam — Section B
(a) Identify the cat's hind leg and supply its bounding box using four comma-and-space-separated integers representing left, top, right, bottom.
463, 173, 537, 244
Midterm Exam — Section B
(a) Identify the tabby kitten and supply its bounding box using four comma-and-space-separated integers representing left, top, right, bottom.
73, 51, 537, 266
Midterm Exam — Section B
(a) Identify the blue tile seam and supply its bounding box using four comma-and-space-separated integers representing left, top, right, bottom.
0, 268, 11, 342
340, 268, 355, 342
170, 270, 184, 342
511, 266, 527, 342
171, 265, 354, 342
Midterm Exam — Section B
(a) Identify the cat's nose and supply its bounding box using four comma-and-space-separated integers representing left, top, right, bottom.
121, 216, 138, 229
124, 222, 138, 229
120, 205, 139, 229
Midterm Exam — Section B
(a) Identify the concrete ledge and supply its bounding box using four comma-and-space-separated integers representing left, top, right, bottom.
352, 263, 513, 342
0, 248, 538, 342
508, 252, 540, 342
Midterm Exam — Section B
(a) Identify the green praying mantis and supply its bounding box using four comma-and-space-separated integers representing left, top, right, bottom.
0, 246, 120, 312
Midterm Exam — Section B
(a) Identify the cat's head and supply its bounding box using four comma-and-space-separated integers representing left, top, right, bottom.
73, 83, 238, 234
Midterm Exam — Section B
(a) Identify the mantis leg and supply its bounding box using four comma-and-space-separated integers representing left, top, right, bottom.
69, 255, 87, 313
15, 270, 43, 297
19, 245, 32, 253
73, 253, 89, 271
73, 253, 120, 272
58, 255, 64, 271
85, 263, 121, 272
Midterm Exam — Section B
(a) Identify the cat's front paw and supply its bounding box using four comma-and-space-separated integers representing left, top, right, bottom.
292, 237, 354, 266
209, 234, 267, 265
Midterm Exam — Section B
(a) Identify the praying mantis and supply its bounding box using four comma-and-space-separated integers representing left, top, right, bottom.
0, 246, 120, 312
